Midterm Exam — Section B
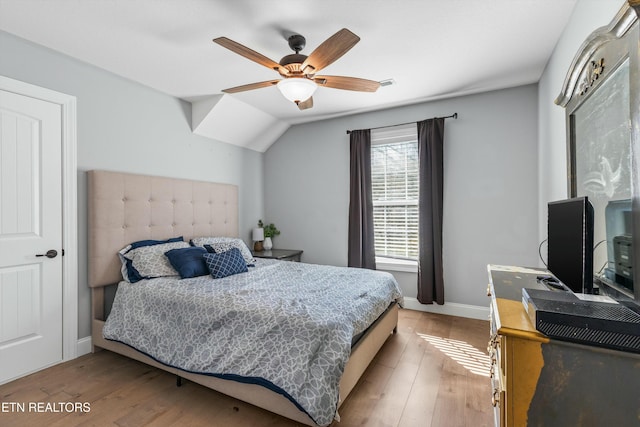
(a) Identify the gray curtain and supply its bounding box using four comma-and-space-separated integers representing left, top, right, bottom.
417, 118, 445, 304
348, 129, 376, 269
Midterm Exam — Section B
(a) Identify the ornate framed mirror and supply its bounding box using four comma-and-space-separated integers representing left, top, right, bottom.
556, 1, 640, 304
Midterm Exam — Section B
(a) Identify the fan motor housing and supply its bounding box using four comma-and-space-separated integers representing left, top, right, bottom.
279, 34, 308, 73
279, 53, 308, 73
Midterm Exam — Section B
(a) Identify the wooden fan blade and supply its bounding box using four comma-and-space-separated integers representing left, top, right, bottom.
221, 80, 280, 94
213, 37, 288, 75
301, 29, 360, 74
297, 97, 313, 110
314, 75, 380, 92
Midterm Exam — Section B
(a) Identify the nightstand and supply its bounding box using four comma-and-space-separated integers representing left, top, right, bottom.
252, 249, 303, 262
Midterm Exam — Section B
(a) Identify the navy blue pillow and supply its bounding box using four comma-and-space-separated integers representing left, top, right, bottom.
164, 247, 209, 279
203, 248, 248, 279
204, 243, 255, 267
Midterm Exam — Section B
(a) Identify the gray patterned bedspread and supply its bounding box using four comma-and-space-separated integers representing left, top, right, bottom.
103, 259, 403, 426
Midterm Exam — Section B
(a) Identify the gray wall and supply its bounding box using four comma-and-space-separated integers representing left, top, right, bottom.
0, 31, 264, 339
264, 85, 540, 308
537, 0, 624, 246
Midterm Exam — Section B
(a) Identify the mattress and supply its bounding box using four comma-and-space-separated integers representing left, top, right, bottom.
103, 258, 403, 426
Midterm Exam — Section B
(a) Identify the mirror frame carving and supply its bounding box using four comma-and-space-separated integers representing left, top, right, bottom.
556, 1, 640, 302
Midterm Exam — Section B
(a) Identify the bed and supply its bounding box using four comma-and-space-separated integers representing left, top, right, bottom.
88, 170, 402, 426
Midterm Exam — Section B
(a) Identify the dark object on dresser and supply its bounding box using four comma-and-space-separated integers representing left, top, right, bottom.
522, 287, 640, 353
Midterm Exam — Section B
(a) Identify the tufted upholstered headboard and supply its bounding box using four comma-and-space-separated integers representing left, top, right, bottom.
87, 170, 238, 288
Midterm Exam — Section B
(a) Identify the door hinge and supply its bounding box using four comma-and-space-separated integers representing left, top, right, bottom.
62, 248, 65, 256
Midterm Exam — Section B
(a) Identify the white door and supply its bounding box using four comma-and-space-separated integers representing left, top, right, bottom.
0, 88, 63, 384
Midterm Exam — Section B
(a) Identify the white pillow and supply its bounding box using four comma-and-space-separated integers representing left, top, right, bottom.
119, 240, 189, 282
190, 236, 255, 265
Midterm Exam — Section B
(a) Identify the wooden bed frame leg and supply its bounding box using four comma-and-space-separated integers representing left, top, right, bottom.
176, 375, 183, 387
393, 326, 398, 334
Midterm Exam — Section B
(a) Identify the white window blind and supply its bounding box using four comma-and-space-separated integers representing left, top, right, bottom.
371, 124, 419, 260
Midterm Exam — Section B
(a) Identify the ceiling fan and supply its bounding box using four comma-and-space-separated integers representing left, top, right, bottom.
212, 28, 380, 110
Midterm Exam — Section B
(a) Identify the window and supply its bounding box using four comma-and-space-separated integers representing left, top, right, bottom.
371, 124, 419, 262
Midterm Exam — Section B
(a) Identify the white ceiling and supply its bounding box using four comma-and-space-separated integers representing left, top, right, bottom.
0, 0, 577, 147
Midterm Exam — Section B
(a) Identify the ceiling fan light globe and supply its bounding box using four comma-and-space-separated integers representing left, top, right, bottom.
277, 78, 317, 104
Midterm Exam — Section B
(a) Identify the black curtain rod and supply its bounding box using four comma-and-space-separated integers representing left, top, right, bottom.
345, 113, 458, 134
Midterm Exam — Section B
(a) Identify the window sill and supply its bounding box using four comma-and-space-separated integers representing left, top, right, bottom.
376, 257, 418, 273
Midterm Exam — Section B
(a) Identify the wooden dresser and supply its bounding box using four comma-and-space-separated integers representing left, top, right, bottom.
487, 265, 640, 427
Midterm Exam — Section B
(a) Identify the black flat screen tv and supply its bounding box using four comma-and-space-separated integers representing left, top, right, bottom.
547, 197, 594, 293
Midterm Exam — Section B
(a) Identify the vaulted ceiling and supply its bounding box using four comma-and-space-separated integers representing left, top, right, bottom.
0, 0, 578, 151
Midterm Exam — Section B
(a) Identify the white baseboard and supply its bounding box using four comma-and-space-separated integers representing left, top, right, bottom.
77, 336, 92, 356
402, 297, 490, 321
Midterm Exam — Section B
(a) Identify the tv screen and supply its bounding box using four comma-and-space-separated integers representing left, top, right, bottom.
547, 197, 594, 293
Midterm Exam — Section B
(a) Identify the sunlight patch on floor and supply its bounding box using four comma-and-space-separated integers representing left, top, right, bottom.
417, 333, 491, 377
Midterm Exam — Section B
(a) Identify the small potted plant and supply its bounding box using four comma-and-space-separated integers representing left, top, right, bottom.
258, 219, 280, 250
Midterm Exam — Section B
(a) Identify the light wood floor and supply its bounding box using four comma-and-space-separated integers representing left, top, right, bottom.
0, 309, 493, 427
